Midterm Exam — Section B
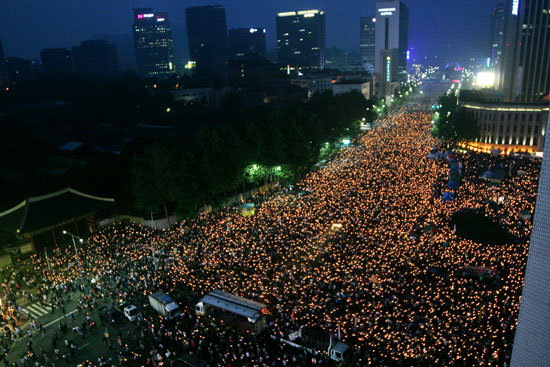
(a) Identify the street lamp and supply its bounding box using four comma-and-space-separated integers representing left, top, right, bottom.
62, 230, 83, 266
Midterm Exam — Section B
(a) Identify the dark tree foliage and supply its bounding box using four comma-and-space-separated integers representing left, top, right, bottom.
431, 93, 480, 145
130, 91, 369, 217
131, 143, 182, 223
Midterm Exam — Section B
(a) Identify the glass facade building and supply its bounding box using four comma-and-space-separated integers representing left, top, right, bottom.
276, 10, 326, 71
489, 2, 506, 69
185, 5, 228, 79
499, 0, 550, 102
133, 8, 175, 79
360, 16, 376, 71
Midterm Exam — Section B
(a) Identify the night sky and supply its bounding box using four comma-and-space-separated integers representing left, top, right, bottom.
1, 0, 497, 65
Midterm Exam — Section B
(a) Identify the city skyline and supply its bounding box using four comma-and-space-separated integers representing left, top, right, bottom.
1, 0, 549, 366
1, 0, 496, 66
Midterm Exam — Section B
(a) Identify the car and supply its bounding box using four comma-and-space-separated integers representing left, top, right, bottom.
100, 307, 122, 324
123, 305, 140, 322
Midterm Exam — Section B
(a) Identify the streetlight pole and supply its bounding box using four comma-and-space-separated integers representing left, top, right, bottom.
44, 248, 51, 270
63, 230, 82, 267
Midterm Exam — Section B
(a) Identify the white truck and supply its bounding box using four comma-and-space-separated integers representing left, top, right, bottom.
280, 327, 353, 366
148, 291, 181, 320
280, 338, 352, 365
123, 305, 140, 322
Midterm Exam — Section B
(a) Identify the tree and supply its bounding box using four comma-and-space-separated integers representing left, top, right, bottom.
131, 142, 181, 224
431, 93, 479, 145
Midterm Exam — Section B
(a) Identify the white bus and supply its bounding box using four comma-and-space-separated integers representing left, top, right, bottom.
195, 290, 267, 334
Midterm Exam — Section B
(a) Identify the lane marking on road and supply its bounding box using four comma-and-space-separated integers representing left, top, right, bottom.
78, 342, 90, 350
43, 309, 79, 329
24, 309, 44, 319
26, 304, 48, 316
14, 308, 81, 344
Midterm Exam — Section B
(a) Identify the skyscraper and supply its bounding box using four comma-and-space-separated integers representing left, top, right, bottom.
360, 16, 376, 72
72, 40, 119, 77
40, 48, 73, 74
489, 2, 506, 69
228, 28, 267, 60
185, 5, 228, 79
276, 10, 326, 71
511, 112, 550, 366
133, 8, 175, 79
498, 0, 550, 102
374, 0, 409, 87
0, 38, 8, 86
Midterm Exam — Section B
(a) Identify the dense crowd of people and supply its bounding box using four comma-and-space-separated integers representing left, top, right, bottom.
0, 101, 541, 366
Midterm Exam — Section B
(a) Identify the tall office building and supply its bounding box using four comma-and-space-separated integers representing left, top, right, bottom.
228, 28, 267, 60
133, 8, 175, 79
276, 10, 326, 71
40, 48, 73, 74
0, 38, 8, 86
360, 16, 376, 72
185, 5, 228, 79
489, 2, 506, 69
72, 40, 119, 77
498, 0, 550, 102
374, 0, 409, 88
511, 113, 550, 366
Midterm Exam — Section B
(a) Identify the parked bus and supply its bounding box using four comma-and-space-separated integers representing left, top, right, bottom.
195, 290, 267, 334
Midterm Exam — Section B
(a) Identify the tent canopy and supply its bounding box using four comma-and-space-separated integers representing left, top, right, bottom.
442, 192, 455, 202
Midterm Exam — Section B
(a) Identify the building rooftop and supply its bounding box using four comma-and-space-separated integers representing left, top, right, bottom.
0, 188, 114, 235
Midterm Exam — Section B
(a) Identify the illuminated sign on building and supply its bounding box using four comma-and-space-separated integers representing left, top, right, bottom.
406, 51, 410, 60
278, 10, 323, 18
378, 7, 396, 16
143, 13, 155, 18
512, 0, 520, 15
157, 18, 165, 22
250, 28, 257, 33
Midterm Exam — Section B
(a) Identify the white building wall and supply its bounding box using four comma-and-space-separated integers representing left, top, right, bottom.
374, 1, 401, 79
511, 113, 550, 366
333, 83, 370, 100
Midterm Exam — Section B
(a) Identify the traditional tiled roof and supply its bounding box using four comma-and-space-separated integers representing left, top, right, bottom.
0, 188, 114, 235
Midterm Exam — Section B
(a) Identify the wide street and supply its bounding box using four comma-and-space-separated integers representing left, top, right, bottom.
0, 87, 540, 366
